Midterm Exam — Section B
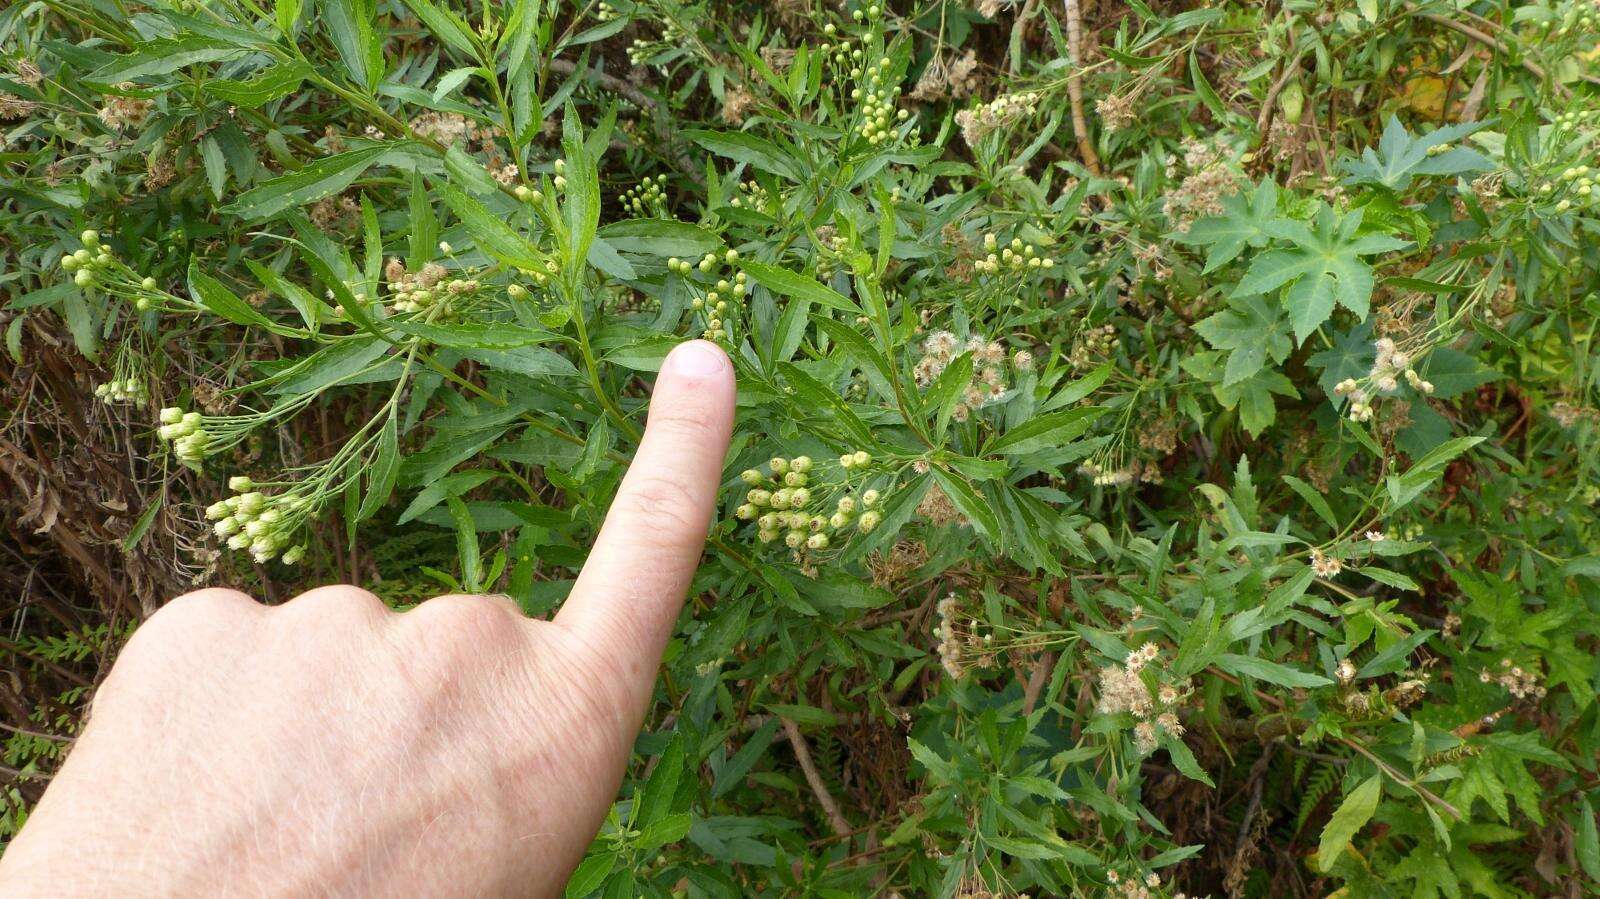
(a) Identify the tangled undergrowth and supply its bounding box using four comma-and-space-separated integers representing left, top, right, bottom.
4, 0, 1600, 895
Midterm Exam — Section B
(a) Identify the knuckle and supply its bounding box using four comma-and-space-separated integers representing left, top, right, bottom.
406, 593, 521, 641
149, 587, 258, 627
275, 584, 388, 623
648, 400, 719, 441
616, 474, 701, 535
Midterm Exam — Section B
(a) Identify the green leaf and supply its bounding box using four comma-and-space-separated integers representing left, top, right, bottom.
323, 0, 380, 89
1317, 775, 1383, 872
984, 407, 1103, 456
357, 414, 401, 521
1577, 796, 1600, 883
559, 104, 602, 273
564, 853, 616, 898
203, 60, 310, 107
399, 0, 480, 56
459, 345, 579, 378
1385, 436, 1483, 510
1282, 475, 1337, 530
446, 495, 482, 591
1193, 294, 1293, 386
187, 263, 276, 330
1233, 205, 1408, 342
1216, 653, 1333, 688
742, 260, 861, 314
88, 36, 245, 83
1343, 117, 1492, 191
222, 146, 392, 221
930, 468, 999, 542
599, 219, 722, 258
684, 130, 802, 181
436, 184, 544, 270
1177, 179, 1278, 271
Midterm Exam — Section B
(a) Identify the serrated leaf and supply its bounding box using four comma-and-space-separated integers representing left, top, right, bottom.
1233, 205, 1408, 342
1317, 775, 1382, 872
222, 145, 391, 221
742, 260, 861, 314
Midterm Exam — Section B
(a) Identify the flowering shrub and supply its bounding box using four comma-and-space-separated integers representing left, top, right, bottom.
3, 0, 1600, 895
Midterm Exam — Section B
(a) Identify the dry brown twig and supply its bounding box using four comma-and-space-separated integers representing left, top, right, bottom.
781, 716, 853, 839
1061, 0, 1102, 177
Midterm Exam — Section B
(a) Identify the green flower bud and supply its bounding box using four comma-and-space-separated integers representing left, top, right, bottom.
791, 455, 813, 472
771, 488, 793, 509
228, 475, 254, 492
205, 501, 230, 520
62, 255, 80, 273
852, 450, 871, 467
784, 471, 807, 487
80, 229, 100, 247
159, 407, 184, 425
740, 468, 763, 485
73, 269, 93, 287
789, 488, 810, 507
769, 457, 790, 475
858, 511, 881, 531
747, 488, 772, 506
784, 530, 805, 548
862, 489, 880, 507
141, 276, 158, 290
736, 503, 758, 520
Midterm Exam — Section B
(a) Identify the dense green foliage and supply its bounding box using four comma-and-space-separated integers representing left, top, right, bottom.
4, 0, 1600, 895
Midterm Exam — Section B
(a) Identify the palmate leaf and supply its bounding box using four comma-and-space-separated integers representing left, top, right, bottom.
1342, 117, 1492, 191
1176, 179, 1279, 272
1192, 294, 1293, 386
1233, 204, 1409, 342
1182, 351, 1299, 437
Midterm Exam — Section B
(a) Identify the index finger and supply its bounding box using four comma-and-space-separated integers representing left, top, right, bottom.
553, 340, 735, 688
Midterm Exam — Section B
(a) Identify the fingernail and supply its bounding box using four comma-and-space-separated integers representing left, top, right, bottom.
667, 340, 728, 379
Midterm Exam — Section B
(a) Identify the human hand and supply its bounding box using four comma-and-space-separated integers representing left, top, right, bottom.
0, 340, 736, 898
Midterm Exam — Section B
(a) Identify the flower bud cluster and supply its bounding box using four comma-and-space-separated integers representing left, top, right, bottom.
954, 91, 1040, 146
95, 377, 147, 405
667, 250, 745, 341
736, 455, 884, 550
204, 475, 307, 565
1541, 161, 1596, 214
1528, 4, 1597, 38
820, 8, 909, 146
59, 229, 115, 289
728, 179, 776, 215
384, 258, 480, 315
1334, 337, 1433, 422
933, 594, 998, 679
1068, 323, 1120, 370
156, 406, 211, 462
1478, 657, 1547, 700
913, 330, 1020, 421
974, 232, 1055, 275
1094, 643, 1190, 755
622, 176, 667, 217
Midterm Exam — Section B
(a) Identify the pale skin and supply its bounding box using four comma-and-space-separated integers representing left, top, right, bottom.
0, 339, 737, 898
